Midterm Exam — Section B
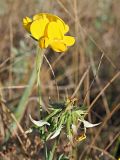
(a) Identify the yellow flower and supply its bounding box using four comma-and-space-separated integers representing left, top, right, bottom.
23, 17, 32, 32
75, 133, 86, 142
23, 13, 75, 52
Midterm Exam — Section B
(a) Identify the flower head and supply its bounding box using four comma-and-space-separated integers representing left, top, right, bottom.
23, 13, 75, 52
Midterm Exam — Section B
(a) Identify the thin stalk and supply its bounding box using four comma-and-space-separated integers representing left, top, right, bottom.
72, 146, 78, 160
113, 133, 120, 157
36, 48, 45, 109
48, 140, 57, 160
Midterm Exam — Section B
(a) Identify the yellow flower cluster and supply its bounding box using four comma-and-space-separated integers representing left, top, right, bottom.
23, 13, 75, 52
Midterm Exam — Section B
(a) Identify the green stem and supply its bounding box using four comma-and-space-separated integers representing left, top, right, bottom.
5, 48, 45, 142
67, 112, 77, 160
49, 140, 57, 160
66, 112, 72, 137
36, 48, 45, 109
113, 136, 120, 157
71, 146, 78, 160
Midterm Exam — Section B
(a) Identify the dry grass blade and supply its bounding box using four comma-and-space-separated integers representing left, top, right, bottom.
56, 0, 72, 18
44, 54, 60, 101
56, 0, 118, 70
88, 71, 120, 112
88, 103, 120, 153
0, 85, 28, 90
104, 132, 120, 153
46, 52, 65, 75
88, 53, 110, 115
83, 53, 104, 104
71, 67, 90, 98
0, 98, 27, 139
0, 86, 29, 151
89, 145, 117, 160
0, 0, 119, 159
80, 102, 120, 159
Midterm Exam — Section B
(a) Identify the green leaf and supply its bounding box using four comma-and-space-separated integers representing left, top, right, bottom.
29, 115, 50, 127
58, 154, 69, 160
50, 126, 63, 139
82, 120, 101, 128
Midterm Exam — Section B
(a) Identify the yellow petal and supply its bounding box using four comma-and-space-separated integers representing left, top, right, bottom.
33, 13, 50, 21
46, 22, 63, 39
33, 14, 42, 21
39, 37, 50, 49
33, 13, 49, 23
56, 19, 65, 33
64, 36, 75, 46
56, 20, 69, 34
23, 17, 32, 32
64, 24, 69, 33
50, 41, 67, 52
33, 13, 69, 32
30, 18, 48, 40
23, 17, 32, 25
33, 13, 63, 22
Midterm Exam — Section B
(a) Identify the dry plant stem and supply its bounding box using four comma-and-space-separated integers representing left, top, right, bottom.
80, 103, 120, 159
88, 71, 120, 112
89, 146, 116, 160
71, 67, 90, 98
44, 55, 60, 101
0, 85, 28, 90
83, 53, 103, 103
89, 53, 110, 115
79, 144, 117, 160
0, 57, 12, 68
9, 17, 13, 100
0, 84, 26, 137
85, 72, 95, 141
56, 0, 117, 69
0, 88, 29, 152
104, 132, 120, 153
73, 0, 79, 85
84, 71, 90, 106
88, 103, 120, 155
46, 52, 65, 76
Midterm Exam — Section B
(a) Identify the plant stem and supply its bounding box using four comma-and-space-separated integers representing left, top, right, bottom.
5, 48, 45, 142
36, 48, 45, 109
49, 140, 57, 160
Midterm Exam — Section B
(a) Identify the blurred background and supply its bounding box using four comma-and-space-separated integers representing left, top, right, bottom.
0, 0, 120, 159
